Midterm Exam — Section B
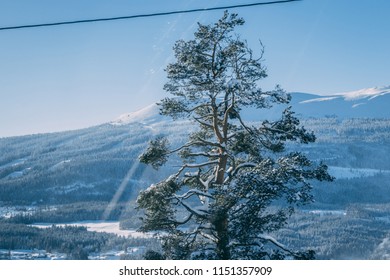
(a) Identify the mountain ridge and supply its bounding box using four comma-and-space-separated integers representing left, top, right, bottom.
111, 86, 390, 126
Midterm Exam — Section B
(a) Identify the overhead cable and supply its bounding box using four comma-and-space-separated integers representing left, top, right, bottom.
0, 0, 301, 31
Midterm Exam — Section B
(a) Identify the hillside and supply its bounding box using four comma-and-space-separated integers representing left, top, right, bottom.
291, 86, 390, 118
1, 86, 390, 259
1, 87, 390, 206
223, 86, 390, 121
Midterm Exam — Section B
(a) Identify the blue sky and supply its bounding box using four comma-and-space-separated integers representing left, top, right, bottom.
0, 0, 389, 137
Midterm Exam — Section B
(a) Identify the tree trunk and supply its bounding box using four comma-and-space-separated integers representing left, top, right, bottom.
215, 210, 230, 260
214, 154, 230, 259
215, 154, 228, 185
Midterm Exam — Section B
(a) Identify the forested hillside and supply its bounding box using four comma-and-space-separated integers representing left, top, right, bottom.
1, 101, 390, 259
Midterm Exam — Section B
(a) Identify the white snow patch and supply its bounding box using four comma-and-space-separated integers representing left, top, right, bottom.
308, 210, 346, 216
0, 206, 35, 218
300, 96, 340, 104
227, 78, 241, 88
31, 221, 152, 238
111, 103, 163, 126
0, 158, 27, 169
299, 86, 390, 105
332, 86, 390, 101
0, 205, 57, 219
4, 168, 31, 179
48, 182, 95, 194
352, 103, 366, 108
328, 166, 390, 179
49, 159, 71, 171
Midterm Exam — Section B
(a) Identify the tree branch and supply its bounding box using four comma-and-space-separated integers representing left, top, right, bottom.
174, 160, 219, 177
231, 162, 257, 177
256, 234, 303, 258
170, 189, 214, 201
178, 200, 209, 219
193, 116, 214, 129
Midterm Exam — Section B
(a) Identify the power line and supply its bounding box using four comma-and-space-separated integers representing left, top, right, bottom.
0, 0, 301, 31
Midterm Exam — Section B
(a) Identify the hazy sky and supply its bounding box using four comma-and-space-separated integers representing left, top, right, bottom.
1, 0, 389, 137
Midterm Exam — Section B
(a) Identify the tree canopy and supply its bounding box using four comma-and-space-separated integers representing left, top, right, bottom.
138, 11, 333, 260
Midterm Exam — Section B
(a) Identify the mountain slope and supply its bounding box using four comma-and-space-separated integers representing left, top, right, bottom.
1, 86, 390, 206
290, 86, 390, 118
1, 86, 390, 260
109, 86, 390, 123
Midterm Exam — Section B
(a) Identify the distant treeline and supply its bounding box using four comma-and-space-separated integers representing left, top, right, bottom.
1, 118, 390, 206
312, 174, 390, 206
7, 201, 127, 224
302, 118, 390, 143
277, 203, 390, 260
0, 221, 158, 259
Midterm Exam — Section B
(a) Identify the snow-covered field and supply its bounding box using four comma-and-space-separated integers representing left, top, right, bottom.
1, 221, 150, 260
328, 166, 390, 179
31, 221, 152, 238
308, 210, 346, 216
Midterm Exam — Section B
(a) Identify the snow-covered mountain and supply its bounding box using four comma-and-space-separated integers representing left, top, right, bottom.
111, 103, 163, 126
110, 86, 390, 125
328, 86, 390, 100
1, 86, 390, 260
290, 86, 390, 118
1, 85, 390, 206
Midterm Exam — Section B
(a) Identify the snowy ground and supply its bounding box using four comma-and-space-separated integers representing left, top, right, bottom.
307, 210, 347, 216
0, 247, 146, 260
328, 166, 390, 179
0, 205, 57, 219
1, 221, 152, 260
31, 221, 152, 238
0, 249, 66, 260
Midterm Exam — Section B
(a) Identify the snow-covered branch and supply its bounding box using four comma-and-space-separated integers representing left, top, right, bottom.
174, 160, 219, 177
199, 174, 215, 189
168, 214, 193, 226
256, 234, 302, 258
231, 162, 257, 177
191, 138, 223, 148
259, 125, 298, 139
199, 231, 218, 243
193, 117, 214, 129
170, 189, 214, 201
168, 139, 221, 156
178, 200, 209, 219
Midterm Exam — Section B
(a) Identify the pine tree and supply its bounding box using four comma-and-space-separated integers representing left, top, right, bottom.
137, 11, 333, 260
